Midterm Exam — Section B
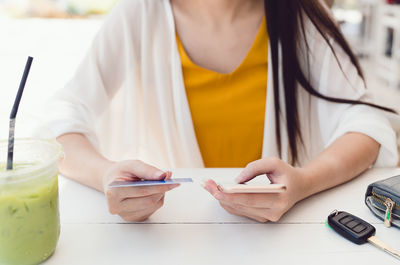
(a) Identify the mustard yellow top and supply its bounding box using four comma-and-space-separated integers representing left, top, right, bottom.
177, 19, 268, 167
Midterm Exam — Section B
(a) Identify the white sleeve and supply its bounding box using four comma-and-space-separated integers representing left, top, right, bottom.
45, 0, 136, 148
303, 20, 399, 167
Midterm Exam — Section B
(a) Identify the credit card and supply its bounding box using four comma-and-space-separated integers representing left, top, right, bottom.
108, 178, 193, 188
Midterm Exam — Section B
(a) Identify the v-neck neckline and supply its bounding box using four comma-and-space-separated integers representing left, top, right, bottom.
176, 18, 266, 76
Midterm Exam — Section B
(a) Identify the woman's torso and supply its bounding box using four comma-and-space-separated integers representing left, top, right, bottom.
177, 19, 268, 167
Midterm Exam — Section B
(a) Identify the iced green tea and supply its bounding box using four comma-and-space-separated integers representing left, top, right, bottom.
0, 139, 62, 265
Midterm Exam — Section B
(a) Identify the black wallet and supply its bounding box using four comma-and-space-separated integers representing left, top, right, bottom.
365, 175, 400, 228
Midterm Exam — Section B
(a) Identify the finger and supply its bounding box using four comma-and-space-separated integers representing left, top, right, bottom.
225, 202, 284, 222
119, 160, 167, 180
164, 171, 173, 180
120, 197, 165, 222
220, 203, 269, 223
217, 192, 288, 222
115, 176, 141, 182
119, 193, 164, 212
108, 193, 163, 215
203, 179, 225, 197
204, 179, 277, 209
216, 192, 277, 209
112, 183, 179, 199
202, 179, 219, 194
221, 202, 273, 221
236, 157, 282, 183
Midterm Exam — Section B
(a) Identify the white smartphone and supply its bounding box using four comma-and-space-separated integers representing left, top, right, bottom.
217, 183, 286, 194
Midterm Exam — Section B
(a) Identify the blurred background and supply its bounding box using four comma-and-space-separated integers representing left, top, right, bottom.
0, 0, 400, 139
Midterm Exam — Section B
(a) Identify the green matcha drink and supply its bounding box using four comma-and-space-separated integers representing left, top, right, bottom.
0, 139, 62, 265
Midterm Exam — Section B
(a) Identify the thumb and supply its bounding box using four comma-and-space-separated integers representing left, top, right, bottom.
119, 160, 167, 180
235, 157, 282, 183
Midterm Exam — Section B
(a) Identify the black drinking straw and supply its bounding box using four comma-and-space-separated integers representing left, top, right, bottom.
6, 56, 33, 170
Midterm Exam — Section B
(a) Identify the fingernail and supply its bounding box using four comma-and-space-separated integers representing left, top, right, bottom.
235, 176, 243, 183
164, 171, 172, 180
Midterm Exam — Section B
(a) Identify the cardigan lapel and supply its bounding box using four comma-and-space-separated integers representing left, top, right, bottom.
163, 0, 204, 167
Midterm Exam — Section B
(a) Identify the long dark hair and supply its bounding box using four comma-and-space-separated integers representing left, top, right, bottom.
264, 0, 395, 165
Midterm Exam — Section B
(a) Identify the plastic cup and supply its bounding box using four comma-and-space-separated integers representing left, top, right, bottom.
0, 138, 62, 265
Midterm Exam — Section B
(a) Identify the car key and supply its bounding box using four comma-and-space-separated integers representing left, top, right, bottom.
327, 210, 400, 260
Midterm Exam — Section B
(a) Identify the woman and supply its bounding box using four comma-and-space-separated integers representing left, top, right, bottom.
48, 0, 399, 222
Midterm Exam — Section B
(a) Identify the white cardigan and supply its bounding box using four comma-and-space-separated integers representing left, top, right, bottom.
47, 0, 399, 169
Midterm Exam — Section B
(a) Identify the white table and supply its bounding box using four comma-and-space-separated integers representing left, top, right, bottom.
43, 168, 400, 265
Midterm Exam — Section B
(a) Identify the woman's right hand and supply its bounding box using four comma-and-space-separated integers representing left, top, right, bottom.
102, 160, 179, 222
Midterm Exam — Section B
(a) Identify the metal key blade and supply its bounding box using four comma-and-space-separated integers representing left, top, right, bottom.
368, 236, 400, 260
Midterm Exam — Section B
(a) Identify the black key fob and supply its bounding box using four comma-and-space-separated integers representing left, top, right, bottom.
328, 210, 376, 245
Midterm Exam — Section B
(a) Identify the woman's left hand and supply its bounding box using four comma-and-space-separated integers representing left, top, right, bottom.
203, 157, 309, 223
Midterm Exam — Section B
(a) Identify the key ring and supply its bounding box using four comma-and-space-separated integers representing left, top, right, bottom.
330, 209, 339, 216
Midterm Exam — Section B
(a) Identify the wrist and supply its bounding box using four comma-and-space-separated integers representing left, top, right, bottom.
296, 167, 317, 201
99, 159, 117, 193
